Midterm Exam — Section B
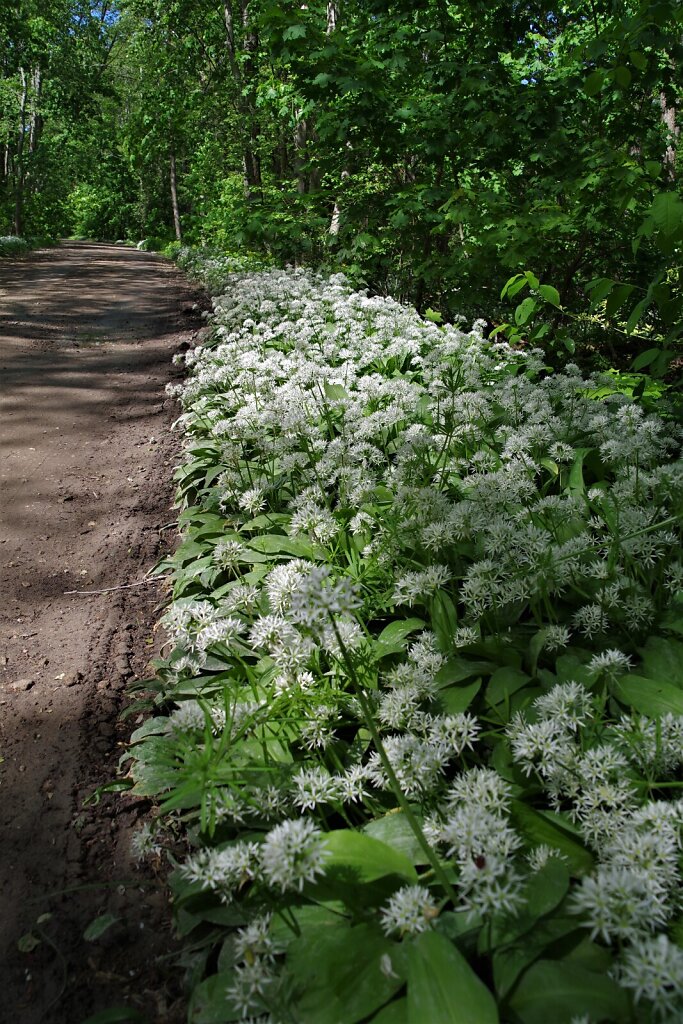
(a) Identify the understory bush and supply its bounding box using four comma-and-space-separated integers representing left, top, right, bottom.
127, 252, 683, 1024
0, 235, 29, 257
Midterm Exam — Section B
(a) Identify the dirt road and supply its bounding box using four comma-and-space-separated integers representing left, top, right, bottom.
0, 242, 205, 1022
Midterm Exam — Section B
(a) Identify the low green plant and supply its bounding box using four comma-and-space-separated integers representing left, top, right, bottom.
126, 254, 683, 1023
0, 235, 29, 257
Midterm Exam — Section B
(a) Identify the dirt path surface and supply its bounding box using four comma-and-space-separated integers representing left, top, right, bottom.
0, 242, 206, 1023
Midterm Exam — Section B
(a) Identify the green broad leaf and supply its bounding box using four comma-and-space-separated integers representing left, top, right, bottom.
615, 675, 683, 716
629, 50, 647, 71
130, 717, 173, 743
406, 931, 499, 1024
486, 666, 530, 706
313, 72, 332, 87
169, 539, 207, 564
538, 284, 560, 307
247, 534, 320, 559
178, 509, 227, 529
436, 910, 483, 943
492, 919, 580, 1000
625, 297, 649, 334
660, 613, 683, 638
325, 830, 418, 882
240, 512, 290, 532
528, 629, 550, 676
510, 802, 593, 874
514, 296, 537, 326
80, 1010, 146, 1024
501, 274, 527, 300
614, 65, 632, 88
283, 24, 307, 40
372, 999, 408, 1023
564, 936, 612, 974
583, 70, 605, 96
639, 637, 683, 686
525, 858, 570, 918
289, 923, 405, 1024
189, 970, 242, 1023
605, 283, 635, 317
508, 959, 629, 1024
586, 277, 615, 305
364, 812, 430, 865
567, 447, 592, 498
631, 346, 661, 371
376, 618, 425, 648
425, 307, 443, 323
440, 678, 481, 714
437, 658, 495, 686
524, 271, 540, 289
490, 860, 570, 952
84, 912, 119, 941
430, 590, 458, 651
270, 904, 347, 947
650, 192, 683, 236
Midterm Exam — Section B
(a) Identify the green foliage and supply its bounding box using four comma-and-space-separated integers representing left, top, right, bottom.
0, 235, 29, 256
67, 183, 138, 241
124, 256, 683, 1022
3, 1, 680, 370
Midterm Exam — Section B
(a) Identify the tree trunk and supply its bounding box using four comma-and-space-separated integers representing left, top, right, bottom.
12, 67, 28, 237
170, 150, 182, 241
294, 114, 308, 193
327, 2, 347, 234
224, 0, 262, 199
28, 67, 42, 156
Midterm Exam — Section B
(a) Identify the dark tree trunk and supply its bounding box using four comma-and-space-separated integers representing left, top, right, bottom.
224, 1, 262, 199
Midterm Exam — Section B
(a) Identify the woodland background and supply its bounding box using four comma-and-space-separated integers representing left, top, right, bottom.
1, 1, 682, 365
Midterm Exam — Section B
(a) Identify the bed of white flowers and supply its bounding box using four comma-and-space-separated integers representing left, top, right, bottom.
127, 250, 683, 1024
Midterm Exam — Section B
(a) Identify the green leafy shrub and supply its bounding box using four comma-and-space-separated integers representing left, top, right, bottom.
0, 235, 29, 257
67, 183, 138, 242
161, 240, 182, 260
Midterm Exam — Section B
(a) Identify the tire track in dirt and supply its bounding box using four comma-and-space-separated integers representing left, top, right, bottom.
0, 242, 207, 1023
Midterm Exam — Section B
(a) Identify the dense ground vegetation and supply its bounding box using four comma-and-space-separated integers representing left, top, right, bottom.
3, 3, 683, 1022
1, 1, 681, 366
123, 249, 683, 1023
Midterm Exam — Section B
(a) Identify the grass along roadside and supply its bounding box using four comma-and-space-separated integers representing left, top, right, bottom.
124, 251, 683, 1023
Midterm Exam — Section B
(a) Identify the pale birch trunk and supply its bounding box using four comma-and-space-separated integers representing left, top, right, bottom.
170, 150, 182, 241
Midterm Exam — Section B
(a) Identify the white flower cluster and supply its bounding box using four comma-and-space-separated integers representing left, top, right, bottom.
509, 681, 683, 1017
437, 767, 525, 918
157, 261, 683, 1019
182, 819, 329, 904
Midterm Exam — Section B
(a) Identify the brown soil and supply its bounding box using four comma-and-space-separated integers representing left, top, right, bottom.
0, 242, 208, 1024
